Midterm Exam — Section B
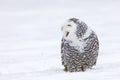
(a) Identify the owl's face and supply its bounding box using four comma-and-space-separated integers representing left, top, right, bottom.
62, 20, 77, 37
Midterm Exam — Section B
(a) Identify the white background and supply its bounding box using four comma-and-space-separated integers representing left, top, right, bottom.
0, 0, 120, 80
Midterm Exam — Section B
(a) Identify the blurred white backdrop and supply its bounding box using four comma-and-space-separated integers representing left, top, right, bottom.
0, 0, 120, 41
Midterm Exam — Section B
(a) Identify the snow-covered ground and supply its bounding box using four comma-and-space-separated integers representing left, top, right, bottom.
0, 0, 120, 80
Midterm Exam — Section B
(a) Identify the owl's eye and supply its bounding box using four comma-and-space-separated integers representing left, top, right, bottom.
67, 24, 72, 27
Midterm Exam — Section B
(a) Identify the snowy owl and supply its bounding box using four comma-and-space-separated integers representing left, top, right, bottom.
61, 18, 99, 72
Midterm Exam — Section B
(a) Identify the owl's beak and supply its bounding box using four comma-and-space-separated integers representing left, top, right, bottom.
66, 31, 69, 37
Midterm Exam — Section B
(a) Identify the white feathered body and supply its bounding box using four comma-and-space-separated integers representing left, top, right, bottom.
61, 18, 99, 72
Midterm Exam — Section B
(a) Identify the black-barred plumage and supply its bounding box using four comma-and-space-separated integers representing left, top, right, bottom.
61, 18, 99, 72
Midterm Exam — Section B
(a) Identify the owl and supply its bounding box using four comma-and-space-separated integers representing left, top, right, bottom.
61, 18, 99, 72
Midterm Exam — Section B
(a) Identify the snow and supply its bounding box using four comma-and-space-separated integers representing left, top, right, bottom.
0, 0, 120, 80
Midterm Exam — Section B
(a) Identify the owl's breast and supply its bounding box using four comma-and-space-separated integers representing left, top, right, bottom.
63, 31, 87, 53
69, 39, 86, 53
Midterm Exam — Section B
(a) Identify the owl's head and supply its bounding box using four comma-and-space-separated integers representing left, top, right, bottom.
61, 18, 79, 37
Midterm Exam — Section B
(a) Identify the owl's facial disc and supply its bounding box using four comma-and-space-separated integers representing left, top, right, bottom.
62, 20, 77, 37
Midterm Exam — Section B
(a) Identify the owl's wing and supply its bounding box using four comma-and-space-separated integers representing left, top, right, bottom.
83, 31, 99, 53
83, 31, 99, 65
61, 38, 64, 53
61, 38, 65, 65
